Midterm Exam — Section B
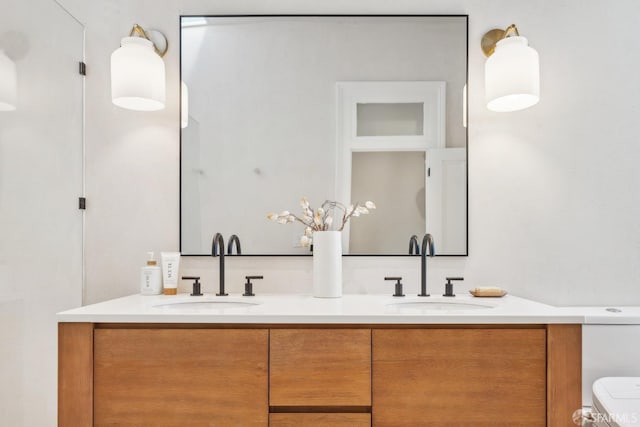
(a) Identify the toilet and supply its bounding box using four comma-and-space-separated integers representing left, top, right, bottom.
591, 377, 640, 426
583, 312, 640, 426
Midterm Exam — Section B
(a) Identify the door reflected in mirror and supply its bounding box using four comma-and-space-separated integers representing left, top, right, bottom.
350, 151, 425, 254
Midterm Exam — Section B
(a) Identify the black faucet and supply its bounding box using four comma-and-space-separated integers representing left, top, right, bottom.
418, 233, 435, 297
409, 235, 420, 255
227, 234, 242, 255
211, 233, 228, 296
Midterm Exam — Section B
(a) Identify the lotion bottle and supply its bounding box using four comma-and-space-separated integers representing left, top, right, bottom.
141, 252, 162, 295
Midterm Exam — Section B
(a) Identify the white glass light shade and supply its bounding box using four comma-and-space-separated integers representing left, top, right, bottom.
0, 50, 17, 111
111, 37, 165, 111
485, 36, 539, 112
181, 81, 189, 128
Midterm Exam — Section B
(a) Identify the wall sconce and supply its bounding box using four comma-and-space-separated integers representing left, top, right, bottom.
181, 81, 189, 128
0, 49, 17, 111
482, 24, 539, 112
111, 24, 167, 111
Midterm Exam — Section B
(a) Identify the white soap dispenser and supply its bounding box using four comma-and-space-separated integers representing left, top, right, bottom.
140, 252, 162, 295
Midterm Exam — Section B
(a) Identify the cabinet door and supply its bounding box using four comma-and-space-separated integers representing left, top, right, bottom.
94, 328, 268, 426
373, 328, 546, 427
270, 329, 371, 406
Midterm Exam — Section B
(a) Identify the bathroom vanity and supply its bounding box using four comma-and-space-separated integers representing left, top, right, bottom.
58, 295, 582, 426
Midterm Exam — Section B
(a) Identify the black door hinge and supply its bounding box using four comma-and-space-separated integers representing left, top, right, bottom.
427, 167, 431, 177
78, 62, 86, 76
78, 197, 86, 210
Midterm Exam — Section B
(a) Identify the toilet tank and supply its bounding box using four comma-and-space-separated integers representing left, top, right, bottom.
582, 307, 640, 406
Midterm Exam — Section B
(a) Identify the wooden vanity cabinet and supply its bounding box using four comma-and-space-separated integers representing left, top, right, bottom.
59, 323, 580, 427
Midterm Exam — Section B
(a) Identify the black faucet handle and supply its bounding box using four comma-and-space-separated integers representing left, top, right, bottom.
243, 275, 263, 297
384, 277, 405, 297
444, 277, 464, 297
182, 276, 203, 296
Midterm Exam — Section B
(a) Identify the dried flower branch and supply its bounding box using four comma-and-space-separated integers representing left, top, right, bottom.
267, 197, 376, 247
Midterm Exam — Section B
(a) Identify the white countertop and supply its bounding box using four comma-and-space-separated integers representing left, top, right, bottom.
57, 293, 587, 324
556, 306, 640, 325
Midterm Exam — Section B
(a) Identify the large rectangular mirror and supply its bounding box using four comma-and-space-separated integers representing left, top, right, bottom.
180, 15, 468, 256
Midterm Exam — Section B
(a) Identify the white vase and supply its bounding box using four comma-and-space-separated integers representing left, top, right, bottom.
312, 231, 342, 298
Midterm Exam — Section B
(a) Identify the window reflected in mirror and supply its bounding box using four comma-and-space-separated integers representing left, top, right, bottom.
356, 103, 425, 137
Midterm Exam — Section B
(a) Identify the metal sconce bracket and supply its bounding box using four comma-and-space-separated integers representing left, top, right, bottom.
481, 24, 520, 57
129, 24, 168, 57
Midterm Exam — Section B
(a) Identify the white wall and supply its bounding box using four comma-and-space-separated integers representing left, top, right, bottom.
56, 0, 640, 306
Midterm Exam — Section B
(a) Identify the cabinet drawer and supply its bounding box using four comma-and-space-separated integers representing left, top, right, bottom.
270, 413, 371, 426
270, 329, 371, 406
94, 328, 268, 426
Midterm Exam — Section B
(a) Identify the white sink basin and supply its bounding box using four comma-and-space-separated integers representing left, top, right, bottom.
386, 300, 495, 312
152, 300, 260, 310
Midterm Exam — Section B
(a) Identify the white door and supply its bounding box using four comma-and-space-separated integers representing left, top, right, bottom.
426, 148, 467, 255
0, 3, 84, 425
